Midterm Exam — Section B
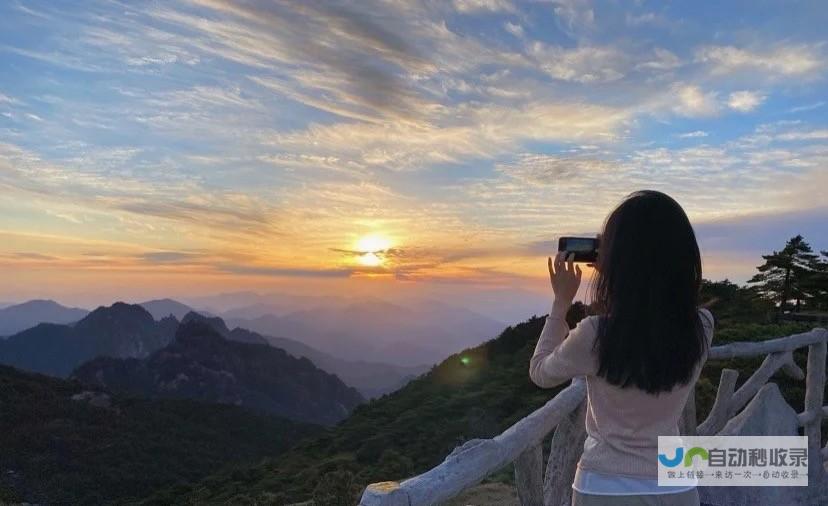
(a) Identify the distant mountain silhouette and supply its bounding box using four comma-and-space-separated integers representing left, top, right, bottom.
139, 298, 197, 320
181, 311, 420, 397
226, 298, 506, 367
0, 299, 88, 337
266, 334, 427, 398
180, 311, 269, 345
73, 320, 365, 425
0, 302, 177, 377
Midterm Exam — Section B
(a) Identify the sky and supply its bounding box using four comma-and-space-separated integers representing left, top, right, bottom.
0, 0, 827, 314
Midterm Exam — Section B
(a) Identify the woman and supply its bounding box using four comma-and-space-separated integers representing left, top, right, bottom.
530, 190, 714, 506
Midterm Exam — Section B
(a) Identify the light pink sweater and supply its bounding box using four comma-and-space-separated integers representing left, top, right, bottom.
530, 308, 714, 478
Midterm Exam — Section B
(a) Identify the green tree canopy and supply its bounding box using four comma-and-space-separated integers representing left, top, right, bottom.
748, 235, 820, 315
800, 250, 828, 310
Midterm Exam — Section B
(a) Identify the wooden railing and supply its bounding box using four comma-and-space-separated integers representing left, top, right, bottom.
360, 328, 828, 506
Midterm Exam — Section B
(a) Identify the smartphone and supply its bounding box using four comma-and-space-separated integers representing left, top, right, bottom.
558, 236, 599, 263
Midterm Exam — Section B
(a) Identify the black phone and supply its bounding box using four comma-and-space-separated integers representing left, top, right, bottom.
557, 236, 599, 263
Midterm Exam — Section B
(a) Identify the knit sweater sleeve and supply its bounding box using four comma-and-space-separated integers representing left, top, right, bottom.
529, 314, 598, 388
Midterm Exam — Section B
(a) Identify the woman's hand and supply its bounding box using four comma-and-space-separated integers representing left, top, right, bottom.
548, 252, 582, 317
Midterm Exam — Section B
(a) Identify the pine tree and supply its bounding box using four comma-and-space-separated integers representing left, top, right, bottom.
801, 250, 828, 311
748, 235, 819, 317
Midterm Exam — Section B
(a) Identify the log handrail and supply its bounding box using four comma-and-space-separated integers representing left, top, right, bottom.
707, 329, 825, 359
361, 328, 828, 506
361, 378, 586, 506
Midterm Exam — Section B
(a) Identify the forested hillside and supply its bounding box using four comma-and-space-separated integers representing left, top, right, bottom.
0, 365, 320, 504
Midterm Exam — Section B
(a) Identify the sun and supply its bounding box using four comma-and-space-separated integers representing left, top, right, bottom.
358, 252, 382, 267
355, 234, 391, 267
356, 234, 391, 253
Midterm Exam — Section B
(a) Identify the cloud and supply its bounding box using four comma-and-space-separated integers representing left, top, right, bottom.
788, 101, 825, 114
626, 12, 659, 26
678, 130, 709, 138
149, 86, 261, 111
496, 154, 616, 185
504, 22, 524, 38
0, 92, 20, 104
139, 251, 203, 264
7, 252, 57, 261
551, 0, 595, 34
636, 48, 682, 71
775, 129, 828, 141
672, 84, 720, 117
727, 91, 765, 112
146, 1, 436, 123
696, 44, 824, 77
454, 0, 516, 14
0, 142, 281, 239
271, 101, 630, 170
529, 43, 627, 83
217, 264, 353, 278
695, 207, 828, 255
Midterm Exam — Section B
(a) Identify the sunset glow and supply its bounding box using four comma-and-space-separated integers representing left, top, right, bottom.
0, 1, 826, 312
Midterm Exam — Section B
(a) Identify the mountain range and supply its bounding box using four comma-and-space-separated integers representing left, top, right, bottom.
0, 299, 88, 336
0, 298, 431, 399
73, 319, 365, 425
179, 311, 426, 398
0, 294, 507, 369
0, 303, 177, 377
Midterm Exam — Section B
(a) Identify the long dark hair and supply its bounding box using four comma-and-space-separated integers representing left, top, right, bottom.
592, 190, 707, 394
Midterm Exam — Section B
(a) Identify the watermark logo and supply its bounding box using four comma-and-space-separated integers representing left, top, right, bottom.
657, 436, 807, 486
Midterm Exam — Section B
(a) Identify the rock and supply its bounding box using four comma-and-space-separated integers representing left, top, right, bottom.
70, 390, 111, 408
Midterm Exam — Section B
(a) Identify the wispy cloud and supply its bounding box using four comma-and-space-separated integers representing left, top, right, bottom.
454, 0, 517, 14
696, 44, 825, 77
727, 91, 765, 112
528, 43, 627, 83
217, 264, 354, 278
496, 155, 616, 185
788, 101, 825, 114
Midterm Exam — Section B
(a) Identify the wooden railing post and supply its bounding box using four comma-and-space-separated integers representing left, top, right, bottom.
804, 337, 826, 498
514, 443, 543, 506
543, 398, 587, 506
679, 387, 697, 436
697, 368, 738, 436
